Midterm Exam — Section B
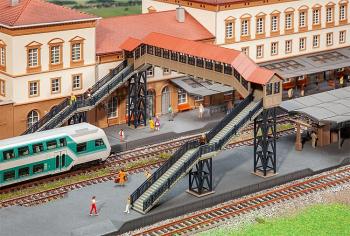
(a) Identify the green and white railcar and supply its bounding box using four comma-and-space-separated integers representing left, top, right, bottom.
0, 123, 111, 188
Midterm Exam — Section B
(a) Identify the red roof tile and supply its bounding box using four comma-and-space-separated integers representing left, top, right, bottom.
96, 10, 214, 55
0, 0, 97, 28
121, 32, 281, 85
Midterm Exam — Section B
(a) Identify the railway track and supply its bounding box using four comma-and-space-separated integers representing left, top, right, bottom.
0, 115, 294, 208
133, 165, 350, 236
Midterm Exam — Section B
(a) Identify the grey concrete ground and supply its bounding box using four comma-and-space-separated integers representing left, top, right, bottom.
104, 109, 226, 152
1, 134, 350, 236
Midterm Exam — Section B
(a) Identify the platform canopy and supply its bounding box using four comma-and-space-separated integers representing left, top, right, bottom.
260, 47, 350, 79
280, 87, 350, 125
171, 76, 232, 97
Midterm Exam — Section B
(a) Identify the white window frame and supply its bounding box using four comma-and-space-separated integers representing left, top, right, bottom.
241, 19, 249, 36
326, 32, 333, 46
339, 31, 346, 44
256, 17, 264, 34
225, 21, 234, 38
299, 37, 306, 51
340, 5, 346, 21
271, 15, 279, 32
71, 43, 81, 62
326, 7, 333, 23
28, 48, 39, 67
285, 13, 292, 29
107, 96, 118, 118
256, 45, 264, 58
27, 110, 39, 128
271, 42, 278, 56
72, 74, 82, 90
50, 46, 60, 64
313, 35, 320, 48
0, 47, 5, 66
0, 79, 5, 96
285, 40, 292, 53
241, 47, 249, 55
146, 67, 154, 77
312, 9, 320, 25
51, 78, 60, 94
177, 88, 187, 104
299, 11, 306, 27
29, 81, 39, 97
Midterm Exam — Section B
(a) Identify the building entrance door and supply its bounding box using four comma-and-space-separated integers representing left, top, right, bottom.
161, 86, 170, 114
147, 90, 155, 118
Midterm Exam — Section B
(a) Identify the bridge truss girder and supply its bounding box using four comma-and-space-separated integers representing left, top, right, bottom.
127, 70, 147, 128
189, 158, 213, 195
253, 108, 277, 176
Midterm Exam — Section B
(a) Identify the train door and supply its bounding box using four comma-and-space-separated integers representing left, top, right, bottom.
55, 150, 67, 171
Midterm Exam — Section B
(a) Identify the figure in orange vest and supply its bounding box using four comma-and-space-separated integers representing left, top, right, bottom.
89, 196, 98, 216
115, 170, 127, 186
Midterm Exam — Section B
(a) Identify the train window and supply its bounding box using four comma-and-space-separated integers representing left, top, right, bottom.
3, 150, 15, 160
4, 170, 15, 181
59, 138, 67, 147
95, 139, 105, 147
18, 146, 30, 157
33, 163, 44, 174
47, 140, 57, 150
18, 167, 30, 177
77, 143, 87, 152
61, 154, 66, 167
33, 143, 44, 153
56, 155, 60, 168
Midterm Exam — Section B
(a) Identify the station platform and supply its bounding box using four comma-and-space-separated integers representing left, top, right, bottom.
104, 108, 226, 152
1, 134, 350, 236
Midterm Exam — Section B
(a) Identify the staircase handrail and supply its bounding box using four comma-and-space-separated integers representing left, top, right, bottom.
22, 60, 128, 135
206, 93, 253, 142
142, 99, 263, 212
34, 63, 132, 132
130, 139, 200, 205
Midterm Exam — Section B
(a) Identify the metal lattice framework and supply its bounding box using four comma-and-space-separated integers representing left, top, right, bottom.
189, 158, 213, 195
253, 108, 277, 176
127, 70, 147, 128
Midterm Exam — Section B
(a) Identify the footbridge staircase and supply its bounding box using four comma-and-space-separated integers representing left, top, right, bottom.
23, 61, 150, 134
130, 94, 264, 214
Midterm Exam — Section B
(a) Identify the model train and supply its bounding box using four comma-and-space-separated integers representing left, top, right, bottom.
0, 123, 111, 188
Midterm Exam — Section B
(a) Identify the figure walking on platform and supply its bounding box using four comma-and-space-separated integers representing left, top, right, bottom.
168, 105, 174, 121
89, 196, 98, 216
288, 88, 294, 99
149, 118, 155, 132
144, 170, 152, 179
340, 76, 344, 88
115, 169, 127, 186
155, 116, 160, 131
300, 85, 305, 97
119, 129, 125, 142
124, 196, 131, 214
70, 93, 77, 105
198, 103, 204, 119
311, 131, 318, 148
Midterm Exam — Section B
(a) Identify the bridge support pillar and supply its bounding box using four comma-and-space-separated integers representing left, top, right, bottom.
127, 70, 147, 128
188, 158, 213, 196
253, 108, 277, 176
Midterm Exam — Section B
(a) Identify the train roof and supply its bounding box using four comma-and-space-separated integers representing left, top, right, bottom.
0, 123, 102, 149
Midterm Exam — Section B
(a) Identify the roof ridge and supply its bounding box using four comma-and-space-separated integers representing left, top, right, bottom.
12, 0, 32, 26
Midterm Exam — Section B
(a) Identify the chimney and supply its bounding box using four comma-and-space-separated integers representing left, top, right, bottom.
10, 0, 20, 6
176, 6, 185, 23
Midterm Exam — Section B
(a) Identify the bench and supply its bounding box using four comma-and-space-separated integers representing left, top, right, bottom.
177, 103, 191, 112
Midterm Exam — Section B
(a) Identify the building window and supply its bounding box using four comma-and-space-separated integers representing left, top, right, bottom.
72, 43, 81, 61
312, 9, 320, 25
271, 42, 278, 56
147, 67, 154, 77
340, 4, 347, 21
274, 82, 280, 93
266, 83, 273, 95
299, 11, 307, 28
256, 45, 264, 58
339, 31, 346, 44
241, 47, 249, 55
285, 13, 293, 30
271, 15, 279, 32
50, 46, 60, 64
225, 21, 234, 38
326, 7, 333, 23
51, 77, 61, 94
72, 74, 82, 90
163, 67, 171, 75
241, 19, 249, 36
326, 32, 333, 46
107, 96, 118, 118
299, 37, 306, 51
0, 44, 5, 69
256, 17, 264, 34
29, 81, 39, 97
285, 40, 292, 53
28, 48, 39, 67
177, 88, 187, 104
313, 35, 320, 48
0, 79, 5, 96
27, 110, 39, 128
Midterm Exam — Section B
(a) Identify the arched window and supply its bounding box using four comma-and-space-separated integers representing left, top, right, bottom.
27, 110, 39, 128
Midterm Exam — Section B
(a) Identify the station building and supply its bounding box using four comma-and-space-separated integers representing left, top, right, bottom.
0, 0, 350, 139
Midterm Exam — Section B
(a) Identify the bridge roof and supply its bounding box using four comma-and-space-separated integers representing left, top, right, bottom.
121, 32, 280, 85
